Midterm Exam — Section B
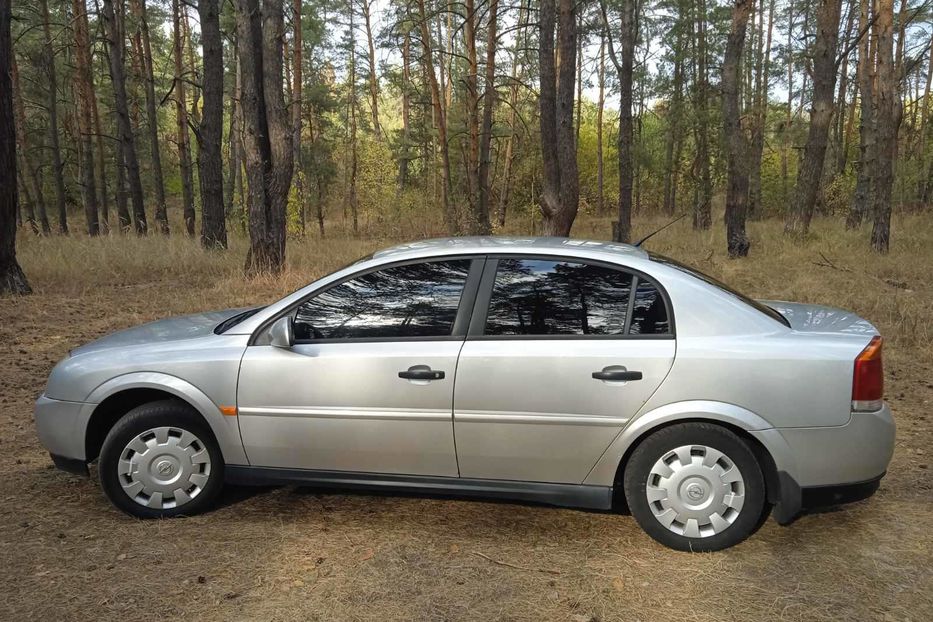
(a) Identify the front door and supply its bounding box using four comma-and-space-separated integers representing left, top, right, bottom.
453, 257, 676, 483
237, 258, 481, 477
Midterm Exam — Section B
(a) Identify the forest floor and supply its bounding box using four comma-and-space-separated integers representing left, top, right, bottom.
1, 214, 931, 621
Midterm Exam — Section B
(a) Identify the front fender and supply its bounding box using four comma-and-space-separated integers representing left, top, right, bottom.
582, 400, 798, 486
83, 372, 249, 465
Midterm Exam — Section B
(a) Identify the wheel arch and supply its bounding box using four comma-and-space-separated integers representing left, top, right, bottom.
83, 373, 248, 465
584, 401, 792, 507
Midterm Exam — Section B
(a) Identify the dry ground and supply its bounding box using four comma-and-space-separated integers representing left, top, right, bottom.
1, 215, 932, 621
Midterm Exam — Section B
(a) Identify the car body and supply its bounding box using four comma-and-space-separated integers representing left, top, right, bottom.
34, 237, 895, 550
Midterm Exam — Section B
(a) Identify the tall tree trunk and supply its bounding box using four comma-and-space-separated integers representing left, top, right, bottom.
693, 0, 712, 229
292, 0, 304, 233
132, 0, 168, 233
172, 0, 196, 235
236, 0, 292, 271
600, 0, 633, 241
917, 30, 933, 203
784, 0, 842, 236
102, 0, 148, 234
346, 5, 360, 235
415, 0, 456, 233
663, 27, 684, 216
782, 0, 794, 203
463, 0, 482, 232
199, 0, 228, 248
0, 0, 30, 294
11, 55, 50, 235
476, 0, 498, 235
848, 0, 874, 229
360, 0, 381, 138
497, 0, 528, 227
833, 3, 856, 175
39, 0, 68, 234
748, 0, 774, 220
538, 0, 579, 237
723, 0, 753, 257
597, 31, 606, 215
90, 70, 110, 233
72, 0, 100, 236
870, 0, 901, 252
398, 28, 412, 190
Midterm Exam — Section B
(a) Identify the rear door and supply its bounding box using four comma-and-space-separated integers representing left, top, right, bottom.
237, 257, 483, 477
453, 256, 675, 483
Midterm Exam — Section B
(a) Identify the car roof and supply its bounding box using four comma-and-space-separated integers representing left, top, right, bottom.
371, 236, 649, 261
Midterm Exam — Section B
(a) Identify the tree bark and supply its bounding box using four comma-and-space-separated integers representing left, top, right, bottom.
39, 0, 68, 234
597, 31, 606, 215
475, 0, 498, 235
72, 0, 100, 236
199, 0, 228, 248
360, 0, 381, 138
172, 0, 196, 236
693, 0, 712, 229
102, 0, 148, 234
723, 0, 753, 258
784, 0, 842, 236
11, 55, 50, 235
292, 0, 304, 233
463, 0, 482, 232
346, 4, 360, 235
663, 26, 684, 217
398, 28, 412, 190
0, 0, 30, 294
539, 0, 579, 237
848, 0, 874, 229
237, 0, 292, 272
747, 0, 774, 220
131, 0, 168, 234
869, 0, 901, 252
415, 0, 456, 233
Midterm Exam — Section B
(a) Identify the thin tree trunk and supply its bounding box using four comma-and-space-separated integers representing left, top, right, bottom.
346, 5, 360, 235
917, 30, 933, 203
172, 0, 196, 236
723, 0, 753, 258
360, 0, 381, 138
102, 0, 148, 234
497, 0, 528, 227
415, 0, 456, 233
199, 0, 228, 248
600, 0, 633, 241
292, 0, 304, 233
782, 0, 794, 203
784, 0, 842, 236
132, 0, 168, 233
0, 0, 30, 293
833, 3, 856, 175
398, 29, 412, 189
11, 55, 50, 235
663, 27, 684, 216
39, 0, 68, 234
848, 0, 874, 228
463, 0, 482, 232
693, 0, 712, 229
476, 0, 498, 235
72, 0, 100, 236
90, 70, 110, 233
597, 31, 606, 215
870, 0, 901, 252
748, 0, 773, 220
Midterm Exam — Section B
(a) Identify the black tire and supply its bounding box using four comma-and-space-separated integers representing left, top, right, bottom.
99, 400, 225, 518
623, 422, 768, 552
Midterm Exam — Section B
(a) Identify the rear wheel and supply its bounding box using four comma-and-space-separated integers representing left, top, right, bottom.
99, 400, 224, 518
623, 422, 767, 551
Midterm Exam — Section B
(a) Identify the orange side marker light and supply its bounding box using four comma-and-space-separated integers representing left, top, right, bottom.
219, 405, 238, 417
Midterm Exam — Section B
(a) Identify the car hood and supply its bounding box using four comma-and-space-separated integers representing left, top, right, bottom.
70, 308, 247, 356
758, 300, 879, 336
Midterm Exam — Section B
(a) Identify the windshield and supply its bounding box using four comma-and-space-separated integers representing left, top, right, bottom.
214, 307, 265, 334
648, 253, 790, 327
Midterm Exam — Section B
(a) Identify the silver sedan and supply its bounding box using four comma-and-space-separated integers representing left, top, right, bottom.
34, 237, 894, 551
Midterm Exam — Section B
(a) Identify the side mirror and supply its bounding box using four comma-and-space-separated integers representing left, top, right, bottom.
269, 316, 294, 349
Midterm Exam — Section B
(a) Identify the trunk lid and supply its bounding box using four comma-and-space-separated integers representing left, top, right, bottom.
758, 300, 879, 336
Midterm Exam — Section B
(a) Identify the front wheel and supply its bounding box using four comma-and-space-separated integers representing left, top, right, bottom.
99, 400, 224, 518
623, 422, 768, 552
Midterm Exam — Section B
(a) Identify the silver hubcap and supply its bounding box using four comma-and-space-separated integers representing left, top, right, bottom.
118, 426, 212, 510
646, 445, 745, 538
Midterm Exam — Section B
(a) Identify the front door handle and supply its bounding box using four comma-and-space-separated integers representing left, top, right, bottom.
592, 368, 643, 382
399, 367, 445, 381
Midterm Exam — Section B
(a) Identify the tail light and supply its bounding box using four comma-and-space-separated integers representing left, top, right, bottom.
852, 336, 883, 412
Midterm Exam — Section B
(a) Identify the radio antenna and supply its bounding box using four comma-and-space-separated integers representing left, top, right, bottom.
633, 214, 687, 248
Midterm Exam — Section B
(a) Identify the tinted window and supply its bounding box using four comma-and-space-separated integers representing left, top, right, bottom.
484, 259, 634, 336
293, 260, 472, 340
629, 281, 670, 334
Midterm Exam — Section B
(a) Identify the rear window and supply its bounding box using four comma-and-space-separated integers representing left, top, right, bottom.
648, 253, 790, 327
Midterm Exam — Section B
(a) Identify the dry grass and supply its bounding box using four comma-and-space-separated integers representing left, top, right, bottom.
1, 212, 932, 621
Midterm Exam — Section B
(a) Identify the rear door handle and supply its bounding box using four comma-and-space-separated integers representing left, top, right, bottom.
399, 367, 445, 381
592, 369, 643, 382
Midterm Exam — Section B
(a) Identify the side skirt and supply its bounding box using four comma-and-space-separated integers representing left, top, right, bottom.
225, 466, 614, 510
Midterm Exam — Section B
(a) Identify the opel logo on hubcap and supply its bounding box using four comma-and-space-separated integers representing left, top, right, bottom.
156, 460, 174, 476
686, 483, 705, 501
